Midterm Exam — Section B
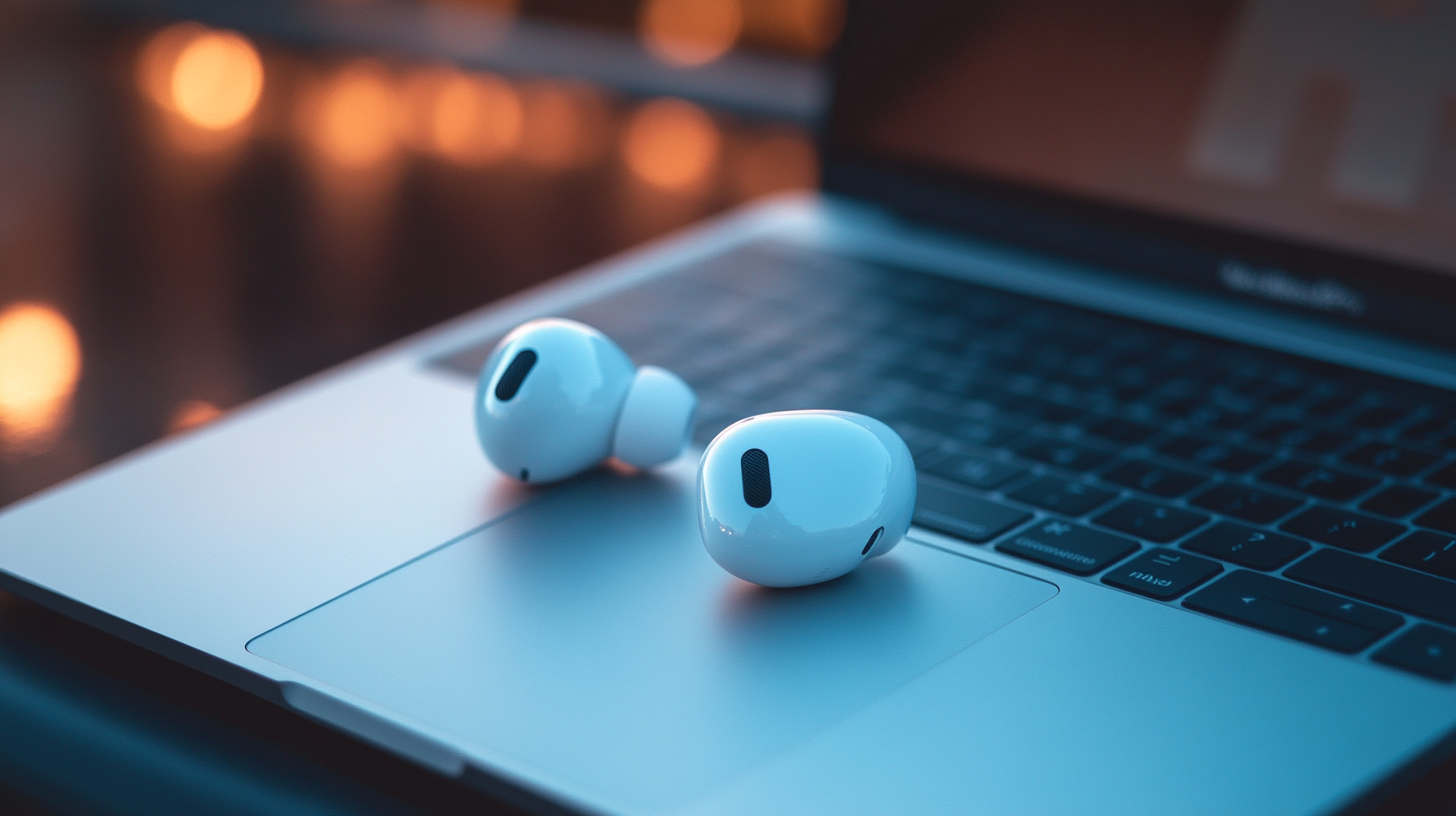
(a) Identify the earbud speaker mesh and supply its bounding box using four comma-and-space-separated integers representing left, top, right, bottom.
494, 349, 538, 401
740, 448, 772, 508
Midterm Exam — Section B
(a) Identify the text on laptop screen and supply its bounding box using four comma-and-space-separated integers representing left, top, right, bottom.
834, 0, 1456, 279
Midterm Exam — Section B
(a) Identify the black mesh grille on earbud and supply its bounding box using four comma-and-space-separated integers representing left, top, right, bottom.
494, 349, 538, 401
740, 448, 771, 508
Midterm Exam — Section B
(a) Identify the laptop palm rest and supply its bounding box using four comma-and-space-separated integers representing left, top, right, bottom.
248, 462, 1057, 811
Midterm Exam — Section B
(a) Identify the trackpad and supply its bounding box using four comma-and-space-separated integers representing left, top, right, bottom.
248, 465, 1057, 811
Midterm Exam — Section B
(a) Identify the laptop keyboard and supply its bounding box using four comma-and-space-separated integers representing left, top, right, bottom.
433, 241, 1456, 684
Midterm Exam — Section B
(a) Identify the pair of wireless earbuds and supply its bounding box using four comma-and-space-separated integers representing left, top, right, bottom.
475, 318, 916, 587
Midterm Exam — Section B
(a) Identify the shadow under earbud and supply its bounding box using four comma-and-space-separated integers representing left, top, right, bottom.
717, 556, 918, 660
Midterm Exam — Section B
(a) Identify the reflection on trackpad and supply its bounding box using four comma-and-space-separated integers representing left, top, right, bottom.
248, 467, 1057, 811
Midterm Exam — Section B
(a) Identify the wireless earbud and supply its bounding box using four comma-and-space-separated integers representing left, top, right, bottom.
697, 410, 916, 587
475, 318, 697, 483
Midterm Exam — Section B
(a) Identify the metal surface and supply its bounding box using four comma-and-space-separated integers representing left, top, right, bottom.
249, 462, 1056, 813
4, 196, 1456, 814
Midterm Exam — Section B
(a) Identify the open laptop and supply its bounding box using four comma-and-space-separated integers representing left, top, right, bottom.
5, 0, 1456, 813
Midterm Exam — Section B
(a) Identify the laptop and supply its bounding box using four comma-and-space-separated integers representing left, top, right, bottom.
5, 1, 1456, 813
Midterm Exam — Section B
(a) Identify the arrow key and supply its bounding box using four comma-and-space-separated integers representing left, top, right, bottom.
1183, 570, 1402, 653
1373, 624, 1456, 682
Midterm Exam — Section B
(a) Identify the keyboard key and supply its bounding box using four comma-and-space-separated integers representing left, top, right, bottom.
1279, 507, 1406, 553
1084, 416, 1160, 444
1160, 435, 1269, 474
896, 431, 949, 463
1013, 438, 1115, 472
1186, 403, 1253, 430
1350, 405, 1408, 430
1258, 460, 1378, 502
1093, 499, 1208, 543
1305, 394, 1357, 417
1020, 398, 1083, 425
1423, 462, 1456, 490
1292, 430, 1352, 454
925, 453, 1026, 490
887, 405, 965, 435
1382, 530, 1456, 581
1252, 422, 1350, 454
1100, 459, 1208, 498
1190, 482, 1303, 524
1285, 549, 1456, 627
1372, 624, 1456, 682
1007, 476, 1117, 516
1102, 549, 1222, 599
1342, 442, 1438, 477
1156, 396, 1205, 419
914, 478, 1032, 543
1415, 499, 1456, 535
1184, 571, 1402, 653
997, 520, 1139, 575
949, 421, 1020, 449
1360, 485, 1439, 518
1182, 522, 1310, 570
1403, 416, 1456, 446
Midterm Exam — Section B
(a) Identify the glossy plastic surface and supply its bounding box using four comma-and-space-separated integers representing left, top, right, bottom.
474, 318, 635, 483
612, 365, 698, 468
698, 411, 916, 587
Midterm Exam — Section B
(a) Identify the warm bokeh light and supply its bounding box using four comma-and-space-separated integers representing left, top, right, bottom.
434, 72, 522, 165
137, 24, 263, 132
397, 66, 451, 151
168, 399, 223, 433
740, 0, 844, 56
303, 60, 398, 168
400, 68, 522, 165
169, 31, 264, 129
622, 98, 721, 190
0, 303, 81, 457
731, 132, 818, 200
640, 0, 743, 67
137, 22, 208, 110
517, 80, 612, 169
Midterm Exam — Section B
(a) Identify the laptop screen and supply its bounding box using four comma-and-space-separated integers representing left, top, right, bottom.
824, 1, 1456, 347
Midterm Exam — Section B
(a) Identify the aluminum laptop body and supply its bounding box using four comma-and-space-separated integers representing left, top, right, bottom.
5, 2, 1456, 814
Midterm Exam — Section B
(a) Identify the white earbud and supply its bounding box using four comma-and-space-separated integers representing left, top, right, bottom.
697, 410, 917, 587
475, 318, 697, 483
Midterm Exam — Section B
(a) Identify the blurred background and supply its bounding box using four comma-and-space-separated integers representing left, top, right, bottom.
0, 0, 830, 811
0, 0, 834, 510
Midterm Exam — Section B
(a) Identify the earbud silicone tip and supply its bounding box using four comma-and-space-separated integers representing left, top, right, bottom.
612, 365, 697, 468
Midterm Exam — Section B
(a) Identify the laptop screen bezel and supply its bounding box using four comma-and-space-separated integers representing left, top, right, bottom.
818, 1, 1456, 350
